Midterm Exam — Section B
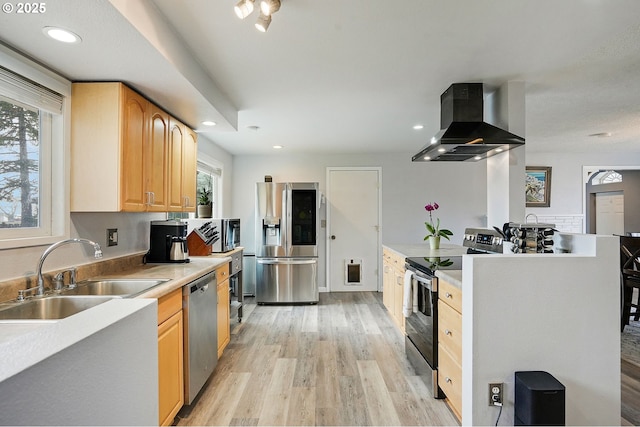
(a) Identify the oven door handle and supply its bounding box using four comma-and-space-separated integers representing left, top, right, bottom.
411, 272, 432, 290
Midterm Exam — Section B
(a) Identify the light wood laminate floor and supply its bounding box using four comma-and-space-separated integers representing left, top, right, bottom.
176, 292, 459, 426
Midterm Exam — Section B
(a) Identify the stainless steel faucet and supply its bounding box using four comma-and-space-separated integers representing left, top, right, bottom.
53, 267, 78, 291
34, 238, 103, 297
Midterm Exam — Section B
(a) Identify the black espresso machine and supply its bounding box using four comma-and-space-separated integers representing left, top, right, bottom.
146, 220, 190, 263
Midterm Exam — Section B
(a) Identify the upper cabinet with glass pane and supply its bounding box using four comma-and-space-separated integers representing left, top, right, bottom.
70, 82, 197, 212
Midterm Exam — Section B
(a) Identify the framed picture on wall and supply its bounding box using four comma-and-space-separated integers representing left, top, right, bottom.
525, 166, 552, 207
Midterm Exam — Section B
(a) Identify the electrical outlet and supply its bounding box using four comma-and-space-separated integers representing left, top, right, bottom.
107, 228, 118, 246
489, 382, 503, 406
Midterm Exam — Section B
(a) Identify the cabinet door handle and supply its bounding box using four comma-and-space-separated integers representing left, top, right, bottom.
445, 329, 452, 336
445, 292, 452, 299
445, 377, 452, 384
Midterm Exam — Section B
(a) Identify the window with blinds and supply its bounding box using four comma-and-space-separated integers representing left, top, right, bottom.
0, 47, 69, 248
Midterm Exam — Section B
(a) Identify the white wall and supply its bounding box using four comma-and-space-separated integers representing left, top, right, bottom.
0, 212, 164, 283
232, 152, 488, 287
462, 235, 620, 426
525, 150, 640, 218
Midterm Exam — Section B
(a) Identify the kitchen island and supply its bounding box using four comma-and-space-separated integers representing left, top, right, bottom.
385, 234, 620, 426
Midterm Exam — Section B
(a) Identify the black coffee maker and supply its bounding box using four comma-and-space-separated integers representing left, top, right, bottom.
147, 220, 189, 263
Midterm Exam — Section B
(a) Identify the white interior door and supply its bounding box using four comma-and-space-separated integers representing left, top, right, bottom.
327, 167, 381, 292
595, 191, 624, 235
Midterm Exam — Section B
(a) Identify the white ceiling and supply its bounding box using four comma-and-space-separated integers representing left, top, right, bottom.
1, 0, 639, 157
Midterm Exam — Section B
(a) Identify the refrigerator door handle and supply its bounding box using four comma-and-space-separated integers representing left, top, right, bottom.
284, 184, 290, 252
257, 258, 317, 265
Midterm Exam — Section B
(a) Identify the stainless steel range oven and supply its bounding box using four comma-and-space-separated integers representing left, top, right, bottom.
405, 255, 462, 398
405, 227, 504, 398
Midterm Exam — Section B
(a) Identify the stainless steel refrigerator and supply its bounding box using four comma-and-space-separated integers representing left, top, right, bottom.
255, 182, 319, 304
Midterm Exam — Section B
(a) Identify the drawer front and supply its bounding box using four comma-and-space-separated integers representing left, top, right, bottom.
216, 263, 230, 283
438, 343, 462, 418
383, 248, 404, 271
231, 254, 242, 274
439, 278, 462, 313
158, 288, 182, 325
438, 300, 462, 367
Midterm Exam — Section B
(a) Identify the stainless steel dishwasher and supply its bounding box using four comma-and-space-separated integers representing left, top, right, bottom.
182, 271, 217, 405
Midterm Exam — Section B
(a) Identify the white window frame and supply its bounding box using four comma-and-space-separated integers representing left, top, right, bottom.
0, 43, 71, 249
195, 152, 223, 218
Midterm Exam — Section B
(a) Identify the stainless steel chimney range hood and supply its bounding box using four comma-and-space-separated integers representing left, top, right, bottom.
412, 83, 524, 162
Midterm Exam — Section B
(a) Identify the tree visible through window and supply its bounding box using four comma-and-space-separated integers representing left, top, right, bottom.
0, 96, 40, 228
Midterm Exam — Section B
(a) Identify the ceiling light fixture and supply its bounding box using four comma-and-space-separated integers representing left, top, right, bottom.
413, 124, 424, 130
235, 0, 281, 32
273, 145, 283, 149
260, 0, 281, 15
255, 12, 272, 32
202, 121, 216, 126
42, 26, 82, 44
234, 0, 255, 19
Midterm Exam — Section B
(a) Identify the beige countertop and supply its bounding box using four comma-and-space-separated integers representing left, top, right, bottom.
435, 270, 462, 288
114, 256, 231, 299
383, 243, 468, 259
0, 254, 232, 380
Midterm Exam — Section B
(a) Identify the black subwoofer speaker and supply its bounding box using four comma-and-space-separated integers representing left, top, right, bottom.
515, 371, 565, 426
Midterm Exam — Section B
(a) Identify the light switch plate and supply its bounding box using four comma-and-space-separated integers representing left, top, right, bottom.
107, 228, 118, 246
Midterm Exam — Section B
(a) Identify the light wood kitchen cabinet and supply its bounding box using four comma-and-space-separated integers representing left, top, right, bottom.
182, 126, 198, 212
146, 104, 169, 211
382, 248, 405, 332
120, 88, 148, 211
157, 288, 184, 426
167, 118, 198, 212
438, 277, 462, 421
167, 119, 184, 211
70, 82, 196, 212
216, 263, 230, 357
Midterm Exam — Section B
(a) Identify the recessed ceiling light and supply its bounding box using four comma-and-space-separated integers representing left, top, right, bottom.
589, 132, 612, 138
474, 156, 482, 160
423, 156, 431, 161
413, 124, 424, 130
42, 26, 81, 44
437, 148, 446, 153
273, 145, 283, 149
495, 148, 504, 153
202, 121, 216, 126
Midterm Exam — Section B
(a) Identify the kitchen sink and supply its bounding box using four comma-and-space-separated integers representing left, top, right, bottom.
0, 296, 114, 321
64, 278, 170, 297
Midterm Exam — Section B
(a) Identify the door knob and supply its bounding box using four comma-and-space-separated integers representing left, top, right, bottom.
331, 235, 336, 240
